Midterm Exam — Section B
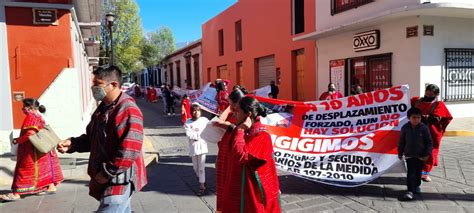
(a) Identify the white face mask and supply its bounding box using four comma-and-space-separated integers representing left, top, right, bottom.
92, 84, 110, 101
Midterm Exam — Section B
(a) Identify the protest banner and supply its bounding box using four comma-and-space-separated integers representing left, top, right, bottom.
251, 85, 271, 98
253, 85, 409, 187
189, 83, 219, 114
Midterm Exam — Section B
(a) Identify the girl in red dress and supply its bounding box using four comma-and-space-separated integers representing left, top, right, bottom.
1, 98, 63, 201
410, 84, 452, 182
216, 81, 230, 114
181, 94, 192, 123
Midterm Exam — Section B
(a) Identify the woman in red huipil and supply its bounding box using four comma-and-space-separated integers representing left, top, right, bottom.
181, 94, 192, 123
0, 98, 63, 201
221, 96, 281, 213
216, 81, 230, 114
147, 86, 157, 102
213, 88, 247, 213
411, 84, 452, 182
319, 83, 344, 100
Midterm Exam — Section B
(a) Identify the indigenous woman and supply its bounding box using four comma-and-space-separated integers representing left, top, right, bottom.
216, 81, 230, 114
181, 94, 192, 123
213, 88, 246, 212
411, 84, 452, 182
0, 98, 63, 201
221, 97, 281, 213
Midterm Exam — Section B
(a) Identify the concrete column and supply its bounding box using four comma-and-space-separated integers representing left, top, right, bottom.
0, 2, 14, 154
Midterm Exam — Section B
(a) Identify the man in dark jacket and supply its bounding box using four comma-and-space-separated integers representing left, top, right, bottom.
58, 65, 147, 212
270, 81, 279, 99
398, 107, 433, 201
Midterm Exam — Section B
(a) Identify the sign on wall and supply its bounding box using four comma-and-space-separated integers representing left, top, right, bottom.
12, 91, 25, 102
33, 8, 58, 25
330, 59, 345, 92
353, 30, 380, 52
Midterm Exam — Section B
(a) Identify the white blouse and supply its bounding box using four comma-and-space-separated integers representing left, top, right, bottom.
184, 117, 210, 156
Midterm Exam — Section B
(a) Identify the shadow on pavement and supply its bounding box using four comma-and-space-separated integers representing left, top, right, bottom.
146, 133, 186, 137
279, 174, 474, 201
142, 155, 217, 197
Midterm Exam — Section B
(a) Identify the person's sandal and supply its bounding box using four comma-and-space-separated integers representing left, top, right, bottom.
0, 193, 21, 202
197, 187, 207, 196
39, 190, 57, 195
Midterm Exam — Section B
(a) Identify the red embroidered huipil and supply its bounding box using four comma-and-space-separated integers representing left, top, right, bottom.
13, 111, 64, 194
216, 114, 237, 212
222, 120, 281, 213
411, 97, 452, 173
319, 91, 343, 100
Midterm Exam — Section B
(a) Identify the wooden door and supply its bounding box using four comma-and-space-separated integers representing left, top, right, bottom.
218, 65, 228, 80
236, 61, 243, 86
193, 55, 200, 89
186, 61, 192, 89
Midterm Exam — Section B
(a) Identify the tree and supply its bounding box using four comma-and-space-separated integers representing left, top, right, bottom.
101, 0, 144, 73
141, 27, 176, 68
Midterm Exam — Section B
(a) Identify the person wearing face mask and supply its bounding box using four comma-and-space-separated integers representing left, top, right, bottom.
1, 99, 63, 201
319, 82, 344, 100
57, 65, 147, 213
221, 97, 281, 213
410, 84, 453, 182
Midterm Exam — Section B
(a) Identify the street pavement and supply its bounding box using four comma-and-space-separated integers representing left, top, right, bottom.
1, 97, 473, 212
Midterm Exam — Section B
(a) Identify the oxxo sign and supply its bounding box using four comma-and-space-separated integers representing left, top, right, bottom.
353, 30, 380, 52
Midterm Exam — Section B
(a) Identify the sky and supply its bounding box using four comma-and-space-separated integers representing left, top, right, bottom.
137, 0, 237, 44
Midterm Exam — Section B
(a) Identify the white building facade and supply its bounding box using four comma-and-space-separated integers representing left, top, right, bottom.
296, 0, 474, 118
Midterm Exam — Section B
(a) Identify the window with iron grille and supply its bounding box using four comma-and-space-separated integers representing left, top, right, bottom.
443, 48, 474, 102
331, 0, 374, 15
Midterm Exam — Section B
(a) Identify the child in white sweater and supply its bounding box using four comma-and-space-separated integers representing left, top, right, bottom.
184, 104, 209, 196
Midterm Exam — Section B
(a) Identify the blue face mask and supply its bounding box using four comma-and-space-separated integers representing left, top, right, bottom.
92, 84, 110, 101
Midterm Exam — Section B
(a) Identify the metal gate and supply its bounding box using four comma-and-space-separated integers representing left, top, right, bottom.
444, 48, 474, 102
257, 55, 275, 88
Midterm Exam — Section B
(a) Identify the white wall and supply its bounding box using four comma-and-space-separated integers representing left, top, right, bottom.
315, 0, 420, 32
420, 16, 474, 117
38, 68, 88, 139
38, 17, 95, 140
316, 17, 421, 97
0, 3, 14, 154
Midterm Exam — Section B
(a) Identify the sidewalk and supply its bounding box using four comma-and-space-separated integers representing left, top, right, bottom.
445, 117, 474, 136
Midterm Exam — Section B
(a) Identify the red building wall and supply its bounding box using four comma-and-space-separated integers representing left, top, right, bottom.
202, 0, 316, 101
6, 7, 74, 128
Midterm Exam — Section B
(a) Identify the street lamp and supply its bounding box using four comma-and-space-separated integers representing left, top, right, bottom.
105, 13, 115, 65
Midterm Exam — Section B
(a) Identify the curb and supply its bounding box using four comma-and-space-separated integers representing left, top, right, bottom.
444, 130, 474, 137
143, 136, 159, 165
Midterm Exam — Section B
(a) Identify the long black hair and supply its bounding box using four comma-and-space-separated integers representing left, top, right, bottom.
238, 96, 268, 120
23, 98, 46, 113
425, 84, 440, 96
216, 81, 226, 92
228, 88, 246, 104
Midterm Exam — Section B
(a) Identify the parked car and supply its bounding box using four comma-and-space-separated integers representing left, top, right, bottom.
121, 82, 132, 93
